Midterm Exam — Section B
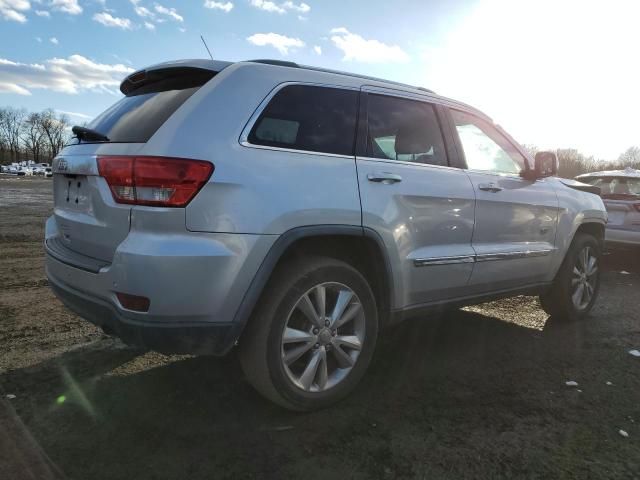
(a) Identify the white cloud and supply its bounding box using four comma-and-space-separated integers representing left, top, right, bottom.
93, 12, 133, 29
0, 55, 134, 95
247, 32, 304, 55
249, 0, 310, 14
35, 36, 42, 42
130, 0, 155, 19
0, 82, 31, 95
35, 9, 50, 17
178, 26, 186, 32
154, 3, 183, 22
0, 0, 30, 23
49, 36, 58, 44
330, 27, 410, 63
313, 45, 321, 55
249, 0, 283, 13
144, 20, 154, 29
55, 109, 92, 119
204, 0, 233, 12
282, 1, 308, 13
50, 0, 82, 15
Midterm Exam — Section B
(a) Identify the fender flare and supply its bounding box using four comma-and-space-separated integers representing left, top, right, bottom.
224, 225, 394, 351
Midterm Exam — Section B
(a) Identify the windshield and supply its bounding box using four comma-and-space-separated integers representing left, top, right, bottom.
580, 176, 640, 198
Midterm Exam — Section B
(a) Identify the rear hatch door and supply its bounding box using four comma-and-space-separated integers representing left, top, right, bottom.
52, 143, 141, 262
51, 64, 219, 263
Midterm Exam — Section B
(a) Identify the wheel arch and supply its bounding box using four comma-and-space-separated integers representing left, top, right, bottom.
574, 221, 606, 250
229, 225, 394, 348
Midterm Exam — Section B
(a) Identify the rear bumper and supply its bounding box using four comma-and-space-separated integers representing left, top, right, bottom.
606, 227, 640, 247
45, 215, 276, 355
49, 275, 235, 355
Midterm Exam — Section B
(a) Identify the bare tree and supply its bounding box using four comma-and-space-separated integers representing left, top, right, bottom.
617, 146, 640, 169
0, 108, 7, 163
556, 148, 600, 178
0, 107, 26, 163
39, 109, 70, 160
21, 112, 46, 163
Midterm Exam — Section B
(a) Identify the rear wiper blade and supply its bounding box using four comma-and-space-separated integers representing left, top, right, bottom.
72, 125, 109, 142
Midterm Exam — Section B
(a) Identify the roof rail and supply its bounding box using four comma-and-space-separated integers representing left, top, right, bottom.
247, 59, 300, 68
243, 59, 436, 95
416, 86, 435, 94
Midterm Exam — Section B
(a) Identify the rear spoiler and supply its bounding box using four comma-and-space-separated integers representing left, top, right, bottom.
120, 60, 232, 95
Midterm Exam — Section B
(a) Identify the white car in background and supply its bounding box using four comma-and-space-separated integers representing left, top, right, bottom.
576, 168, 640, 247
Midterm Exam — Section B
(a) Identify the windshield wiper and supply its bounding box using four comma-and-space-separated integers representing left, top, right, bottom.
72, 125, 110, 142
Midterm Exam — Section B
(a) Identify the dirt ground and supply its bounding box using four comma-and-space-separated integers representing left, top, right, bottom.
1, 176, 639, 479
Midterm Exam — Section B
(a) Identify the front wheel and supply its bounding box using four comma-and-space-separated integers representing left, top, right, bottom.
239, 257, 378, 411
540, 233, 601, 321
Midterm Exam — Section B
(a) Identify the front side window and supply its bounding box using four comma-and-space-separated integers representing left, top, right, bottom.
248, 85, 358, 156
451, 110, 525, 174
366, 94, 448, 166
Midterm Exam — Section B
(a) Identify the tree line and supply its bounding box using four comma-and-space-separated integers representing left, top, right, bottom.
524, 146, 640, 178
0, 107, 70, 165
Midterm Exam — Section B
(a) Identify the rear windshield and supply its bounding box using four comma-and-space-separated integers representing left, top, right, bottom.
78, 70, 214, 143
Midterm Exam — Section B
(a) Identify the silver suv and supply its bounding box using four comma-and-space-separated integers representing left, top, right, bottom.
46, 59, 607, 410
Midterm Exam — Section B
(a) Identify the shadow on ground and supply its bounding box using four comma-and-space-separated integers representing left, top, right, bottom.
3, 279, 639, 480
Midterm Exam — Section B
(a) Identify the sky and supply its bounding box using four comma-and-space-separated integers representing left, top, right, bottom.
0, 0, 638, 160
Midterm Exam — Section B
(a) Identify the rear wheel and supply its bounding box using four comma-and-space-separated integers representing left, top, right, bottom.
239, 257, 378, 411
540, 233, 601, 321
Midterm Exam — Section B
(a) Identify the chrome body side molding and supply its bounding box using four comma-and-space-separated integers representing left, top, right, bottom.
414, 249, 553, 267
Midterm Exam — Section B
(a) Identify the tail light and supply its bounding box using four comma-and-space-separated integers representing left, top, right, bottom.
633, 203, 640, 213
97, 156, 213, 207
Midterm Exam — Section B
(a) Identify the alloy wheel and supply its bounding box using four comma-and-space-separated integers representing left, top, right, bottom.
571, 246, 598, 310
280, 282, 365, 392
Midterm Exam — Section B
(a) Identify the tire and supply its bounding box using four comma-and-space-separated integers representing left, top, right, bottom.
239, 256, 378, 411
540, 232, 601, 321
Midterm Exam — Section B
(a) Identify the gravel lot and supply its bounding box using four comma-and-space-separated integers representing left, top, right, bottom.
1, 176, 639, 479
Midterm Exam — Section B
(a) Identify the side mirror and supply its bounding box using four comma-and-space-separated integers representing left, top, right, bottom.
523, 151, 558, 180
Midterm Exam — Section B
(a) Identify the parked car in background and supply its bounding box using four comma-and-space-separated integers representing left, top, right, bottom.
576, 168, 640, 248
44, 167, 53, 178
46, 59, 607, 410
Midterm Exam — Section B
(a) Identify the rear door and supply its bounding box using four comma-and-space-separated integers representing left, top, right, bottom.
51, 68, 215, 262
356, 89, 476, 308
447, 108, 559, 292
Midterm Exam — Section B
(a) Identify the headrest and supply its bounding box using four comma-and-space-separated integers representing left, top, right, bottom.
394, 123, 433, 155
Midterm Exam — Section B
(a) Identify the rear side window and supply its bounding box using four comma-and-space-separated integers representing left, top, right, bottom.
83, 71, 214, 143
248, 85, 358, 156
366, 94, 448, 167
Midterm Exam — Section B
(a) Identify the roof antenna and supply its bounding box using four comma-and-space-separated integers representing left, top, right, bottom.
200, 35, 214, 61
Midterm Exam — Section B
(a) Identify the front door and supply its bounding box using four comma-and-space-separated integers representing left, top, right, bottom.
448, 109, 559, 293
357, 90, 477, 308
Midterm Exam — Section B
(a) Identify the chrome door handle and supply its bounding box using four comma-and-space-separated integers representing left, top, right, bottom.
367, 172, 402, 184
478, 183, 502, 193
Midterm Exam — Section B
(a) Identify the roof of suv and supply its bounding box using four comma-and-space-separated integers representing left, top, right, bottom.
122, 58, 489, 120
